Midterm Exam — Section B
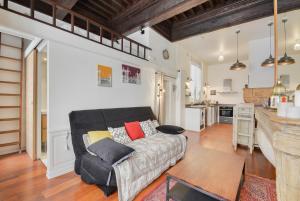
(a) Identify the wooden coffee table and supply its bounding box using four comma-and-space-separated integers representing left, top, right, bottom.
166, 146, 245, 201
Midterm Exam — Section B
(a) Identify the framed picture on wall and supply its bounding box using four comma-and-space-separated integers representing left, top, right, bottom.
122, 64, 141, 84
98, 65, 112, 87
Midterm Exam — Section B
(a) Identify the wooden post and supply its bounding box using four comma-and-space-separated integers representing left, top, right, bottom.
100, 27, 103, 44
137, 44, 139, 57
71, 14, 74, 33
3, 0, 8, 8
144, 47, 146, 59
30, 0, 35, 18
130, 41, 132, 54
86, 20, 90, 39
121, 37, 123, 51
19, 39, 24, 153
111, 33, 114, 47
52, 4, 56, 26
273, 0, 278, 83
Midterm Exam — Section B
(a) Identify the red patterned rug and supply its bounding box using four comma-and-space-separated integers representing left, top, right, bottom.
141, 175, 276, 201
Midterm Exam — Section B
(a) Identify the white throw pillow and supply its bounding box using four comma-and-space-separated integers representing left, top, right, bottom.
108, 126, 132, 144
140, 120, 156, 137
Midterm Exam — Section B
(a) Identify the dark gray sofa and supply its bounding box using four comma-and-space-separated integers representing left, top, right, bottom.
68, 107, 156, 196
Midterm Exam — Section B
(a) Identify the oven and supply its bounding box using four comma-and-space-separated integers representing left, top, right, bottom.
219, 106, 233, 124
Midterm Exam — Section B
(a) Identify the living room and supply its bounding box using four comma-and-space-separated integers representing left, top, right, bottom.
0, 0, 300, 201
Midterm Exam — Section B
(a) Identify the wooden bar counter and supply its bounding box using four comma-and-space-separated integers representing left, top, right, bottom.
255, 107, 300, 201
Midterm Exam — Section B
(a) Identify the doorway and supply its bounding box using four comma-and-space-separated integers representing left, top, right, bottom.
36, 42, 48, 166
155, 72, 177, 125
24, 41, 48, 167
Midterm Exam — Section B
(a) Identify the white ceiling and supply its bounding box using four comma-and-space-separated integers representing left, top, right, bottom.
176, 9, 300, 66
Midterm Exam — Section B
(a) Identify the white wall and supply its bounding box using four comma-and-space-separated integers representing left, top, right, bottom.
206, 61, 249, 104
0, 9, 197, 178
248, 37, 300, 89
248, 37, 274, 88
278, 54, 300, 90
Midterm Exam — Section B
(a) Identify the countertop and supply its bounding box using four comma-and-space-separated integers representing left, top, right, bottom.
185, 103, 235, 108
256, 107, 300, 126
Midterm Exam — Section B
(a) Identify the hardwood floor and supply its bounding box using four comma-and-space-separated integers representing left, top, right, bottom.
0, 124, 275, 201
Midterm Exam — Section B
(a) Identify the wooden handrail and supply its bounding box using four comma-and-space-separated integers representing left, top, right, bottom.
0, 0, 151, 60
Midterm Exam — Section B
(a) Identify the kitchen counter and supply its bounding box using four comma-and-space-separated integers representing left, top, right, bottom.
255, 107, 300, 201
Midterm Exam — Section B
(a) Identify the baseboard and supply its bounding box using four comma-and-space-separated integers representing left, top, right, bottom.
46, 159, 75, 179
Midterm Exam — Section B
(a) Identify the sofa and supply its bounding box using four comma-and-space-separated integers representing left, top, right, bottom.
69, 106, 186, 199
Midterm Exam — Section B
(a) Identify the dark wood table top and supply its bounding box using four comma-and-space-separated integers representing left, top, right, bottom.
167, 146, 245, 201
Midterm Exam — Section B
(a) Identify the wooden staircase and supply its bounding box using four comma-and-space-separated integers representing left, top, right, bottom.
0, 32, 23, 154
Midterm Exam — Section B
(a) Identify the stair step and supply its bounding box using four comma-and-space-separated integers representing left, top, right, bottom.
0, 141, 19, 147
0, 68, 21, 73
0, 93, 20, 96
0, 106, 20, 109
0, 129, 20, 135
0, 43, 22, 50
0, 80, 20, 84
0, 56, 21, 61
0, 118, 20, 121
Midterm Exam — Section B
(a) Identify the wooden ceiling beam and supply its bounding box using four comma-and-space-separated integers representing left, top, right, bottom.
73, 1, 111, 24
97, 0, 119, 14
111, 0, 208, 34
171, 0, 300, 41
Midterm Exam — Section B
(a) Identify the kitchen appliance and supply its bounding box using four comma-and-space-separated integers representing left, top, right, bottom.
219, 105, 233, 124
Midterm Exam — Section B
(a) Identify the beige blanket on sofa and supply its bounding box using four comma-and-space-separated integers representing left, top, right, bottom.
113, 133, 187, 201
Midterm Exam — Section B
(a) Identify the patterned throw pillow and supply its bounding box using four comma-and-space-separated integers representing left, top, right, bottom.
140, 120, 156, 137
108, 127, 132, 144
146, 120, 159, 135
152, 120, 160, 128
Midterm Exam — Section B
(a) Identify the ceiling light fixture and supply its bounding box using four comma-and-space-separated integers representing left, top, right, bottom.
261, 22, 274, 67
278, 19, 295, 65
140, 26, 145, 35
218, 55, 224, 62
294, 39, 300, 51
230, 30, 246, 71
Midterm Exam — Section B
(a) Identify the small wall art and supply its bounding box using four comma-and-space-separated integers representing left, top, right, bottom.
98, 65, 112, 87
122, 64, 141, 84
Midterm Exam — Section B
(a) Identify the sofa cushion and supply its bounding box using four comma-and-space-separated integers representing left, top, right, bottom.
156, 125, 185, 134
87, 138, 135, 166
108, 126, 132, 144
125, 121, 145, 140
88, 131, 112, 144
140, 120, 156, 137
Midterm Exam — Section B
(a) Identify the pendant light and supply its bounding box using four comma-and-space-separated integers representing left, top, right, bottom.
278, 19, 295, 65
261, 23, 275, 67
230, 30, 246, 70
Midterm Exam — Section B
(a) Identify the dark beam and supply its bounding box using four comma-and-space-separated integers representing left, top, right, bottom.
171, 0, 300, 41
111, 0, 208, 34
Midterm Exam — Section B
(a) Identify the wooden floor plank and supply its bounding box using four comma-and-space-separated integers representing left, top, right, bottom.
0, 124, 275, 201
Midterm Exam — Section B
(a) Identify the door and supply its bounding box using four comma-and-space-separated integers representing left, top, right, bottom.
25, 49, 37, 160
162, 77, 176, 125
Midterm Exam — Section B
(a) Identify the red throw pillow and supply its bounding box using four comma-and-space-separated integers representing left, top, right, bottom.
124, 121, 145, 140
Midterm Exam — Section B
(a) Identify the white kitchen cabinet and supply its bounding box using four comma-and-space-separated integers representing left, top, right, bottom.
207, 106, 218, 126
233, 103, 255, 153
185, 107, 205, 132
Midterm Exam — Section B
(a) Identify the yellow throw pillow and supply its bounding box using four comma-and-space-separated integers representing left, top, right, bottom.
87, 131, 112, 144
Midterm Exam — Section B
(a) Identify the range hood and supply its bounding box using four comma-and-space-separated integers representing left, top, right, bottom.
217, 79, 238, 94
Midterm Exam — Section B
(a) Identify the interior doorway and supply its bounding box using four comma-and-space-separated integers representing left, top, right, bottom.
25, 49, 37, 160
36, 42, 48, 167
155, 72, 177, 125
162, 77, 176, 125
